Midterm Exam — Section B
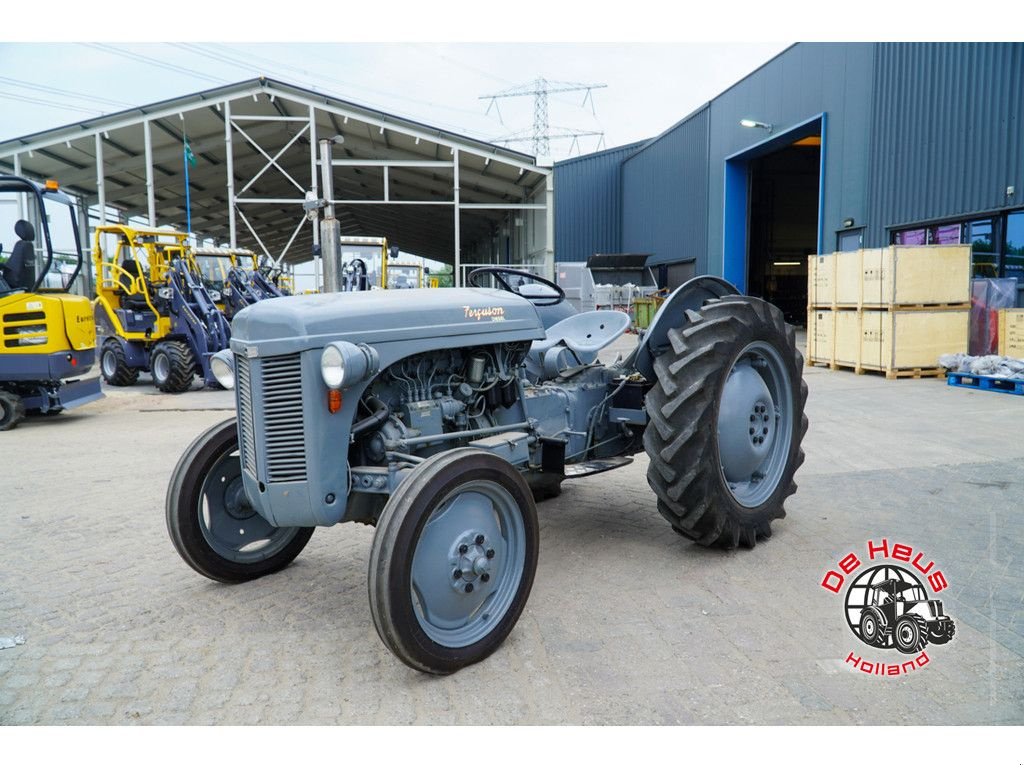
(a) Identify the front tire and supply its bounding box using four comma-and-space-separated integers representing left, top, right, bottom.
152, 340, 196, 393
928, 620, 955, 645
100, 338, 139, 386
368, 448, 539, 675
0, 390, 26, 431
893, 614, 929, 654
643, 295, 808, 549
166, 418, 314, 583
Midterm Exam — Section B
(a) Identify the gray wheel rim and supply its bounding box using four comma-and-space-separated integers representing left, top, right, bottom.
716, 340, 794, 508
153, 352, 170, 383
198, 447, 301, 564
863, 615, 876, 639
102, 349, 117, 379
410, 480, 526, 648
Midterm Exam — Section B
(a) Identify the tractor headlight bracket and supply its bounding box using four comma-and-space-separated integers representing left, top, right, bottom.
210, 349, 235, 390
321, 341, 379, 390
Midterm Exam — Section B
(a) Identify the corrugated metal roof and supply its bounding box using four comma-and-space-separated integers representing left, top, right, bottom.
0, 78, 549, 266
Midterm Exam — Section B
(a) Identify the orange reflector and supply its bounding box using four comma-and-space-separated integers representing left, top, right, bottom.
328, 389, 342, 414
44, 179, 59, 191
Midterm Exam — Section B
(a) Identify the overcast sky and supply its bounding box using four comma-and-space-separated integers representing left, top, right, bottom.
0, 43, 790, 160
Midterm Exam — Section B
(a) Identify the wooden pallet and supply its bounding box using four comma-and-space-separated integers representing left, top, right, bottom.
947, 372, 1024, 396
806, 357, 945, 380
813, 302, 970, 312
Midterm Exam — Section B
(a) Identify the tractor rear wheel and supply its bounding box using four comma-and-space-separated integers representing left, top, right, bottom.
643, 295, 807, 549
0, 390, 26, 431
368, 448, 539, 674
166, 418, 314, 583
152, 340, 196, 393
100, 338, 139, 386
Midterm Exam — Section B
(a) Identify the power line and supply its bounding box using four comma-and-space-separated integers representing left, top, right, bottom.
0, 76, 135, 109
81, 43, 226, 85
0, 89, 103, 115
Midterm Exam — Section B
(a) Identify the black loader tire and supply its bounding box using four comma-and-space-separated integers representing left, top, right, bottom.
0, 390, 26, 431
643, 295, 808, 549
152, 340, 197, 394
100, 338, 139, 386
928, 619, 955, 645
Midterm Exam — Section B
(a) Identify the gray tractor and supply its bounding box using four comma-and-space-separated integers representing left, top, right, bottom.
166, 268, 808, 674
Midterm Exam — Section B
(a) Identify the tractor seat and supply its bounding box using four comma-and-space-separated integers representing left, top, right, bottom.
118, 259, 154, 310
526, 310, 630, 380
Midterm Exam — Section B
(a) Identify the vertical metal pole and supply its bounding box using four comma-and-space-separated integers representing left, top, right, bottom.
308, 104, 320, 287
224, 100, 236, 247
144, 120, 156, 226
12, 154, 22, 219
544, 170, 555, 280
95, 134, 106, 227
318, 138, 339, 293
453, 148, 461, 287
77, 196, 93, 297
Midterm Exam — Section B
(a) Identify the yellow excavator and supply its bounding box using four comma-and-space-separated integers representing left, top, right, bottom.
0, 175, 102, 430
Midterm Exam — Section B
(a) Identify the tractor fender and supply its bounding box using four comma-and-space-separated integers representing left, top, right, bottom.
627, 275, 739, 381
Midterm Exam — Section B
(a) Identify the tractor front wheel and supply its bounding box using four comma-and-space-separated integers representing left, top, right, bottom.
166, 418, 314, 583
894, 614, 929, 654
100, 338, 139, 386
368, 448, 539, 675
0, 390, 26, 431
643, 295, 808, 549
152, 340, 196, 394
859, 608, 886, 647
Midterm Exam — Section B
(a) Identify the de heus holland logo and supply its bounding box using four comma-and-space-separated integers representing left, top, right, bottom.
821, 538, 956, 676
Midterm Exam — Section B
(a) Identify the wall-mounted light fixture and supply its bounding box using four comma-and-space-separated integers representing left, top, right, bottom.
740, 118, 773, 133
842, 218, 855, 228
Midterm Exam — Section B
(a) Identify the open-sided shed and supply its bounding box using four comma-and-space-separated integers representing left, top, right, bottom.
0, 77, 553, 288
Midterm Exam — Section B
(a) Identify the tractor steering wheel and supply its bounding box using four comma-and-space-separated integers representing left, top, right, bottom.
467, 267, 566, 307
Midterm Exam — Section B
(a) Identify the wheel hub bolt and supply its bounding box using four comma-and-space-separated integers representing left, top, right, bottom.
465, 583, 474, 594
486, 549, 495, 559
481, 574, 490, 583
459, 544, 469, 554
453, 569, 463, 579
475, 534, 485, 545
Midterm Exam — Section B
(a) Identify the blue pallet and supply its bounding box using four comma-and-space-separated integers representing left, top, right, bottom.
947, 372, 1024, 396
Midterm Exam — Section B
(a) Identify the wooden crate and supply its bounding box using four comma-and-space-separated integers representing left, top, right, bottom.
860, 309, 969, 373
833, 310, 861, 366
808, 254, 835, 308
806, 308, 834, 362
997, 309, 1024, 359
835, 249, 873, 306
863, 245, 971, 307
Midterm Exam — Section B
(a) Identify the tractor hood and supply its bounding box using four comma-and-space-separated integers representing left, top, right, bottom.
230, 287, 546, 357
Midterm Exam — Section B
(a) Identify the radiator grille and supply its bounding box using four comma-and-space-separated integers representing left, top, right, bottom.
235, 354, 258, 477
261, 353, 308, 483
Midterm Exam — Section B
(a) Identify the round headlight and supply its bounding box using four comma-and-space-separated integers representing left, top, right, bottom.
210, 351, 235, 390
321, 344, 345, 389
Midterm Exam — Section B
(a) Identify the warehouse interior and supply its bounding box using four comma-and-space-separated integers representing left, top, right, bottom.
747, 137, 822, 323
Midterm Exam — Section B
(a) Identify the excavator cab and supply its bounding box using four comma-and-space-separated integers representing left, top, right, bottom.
0, 175, 102, 430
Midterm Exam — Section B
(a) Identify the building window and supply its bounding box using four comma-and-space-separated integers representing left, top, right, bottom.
967, 219, 998, 278
1006, 211, 1024, 282
892, 210, 1023, 279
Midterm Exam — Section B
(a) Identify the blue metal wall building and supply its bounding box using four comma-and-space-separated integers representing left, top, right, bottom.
554, 42, 1024, 299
